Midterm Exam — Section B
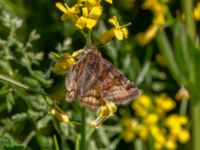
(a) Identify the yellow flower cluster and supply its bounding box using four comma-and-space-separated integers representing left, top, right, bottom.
137, 0, 168, 46
56, 0, 112, 30
56, 0, 129, 43
121, 94, 190, 150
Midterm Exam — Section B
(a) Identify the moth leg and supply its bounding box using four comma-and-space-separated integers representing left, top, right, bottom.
91, 102, 117, 128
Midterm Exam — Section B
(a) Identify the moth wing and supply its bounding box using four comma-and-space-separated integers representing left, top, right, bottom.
65, 49, 102, 100
80, 84, 106, 109
99, 58, 140, 104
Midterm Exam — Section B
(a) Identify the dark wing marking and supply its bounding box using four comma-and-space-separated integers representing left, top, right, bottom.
99, 58, 140, 104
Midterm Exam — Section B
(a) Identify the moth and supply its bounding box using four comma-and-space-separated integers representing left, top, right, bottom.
65, 47, 140, 109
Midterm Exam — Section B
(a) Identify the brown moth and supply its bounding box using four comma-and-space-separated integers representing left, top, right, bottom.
65, 47, 140, 109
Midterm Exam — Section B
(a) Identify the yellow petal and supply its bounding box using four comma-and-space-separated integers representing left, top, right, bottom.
122, 28, 129, 38
99, 28, 115, 44
105, 0, 113, 4
71, 49, 85, 57
49, 108, 70, 123
87, 0, 100, 6
76, 16, 88, 29
90, 6, 103, 19
178, 130, 190, 143
193, 2, 200, 20
56, 2, 67, 13
136, 25, 158, 46
114, 29, 124, 40
86, 18, 97, 29
82, 7, 89, 17
54, 53, 75, 74
108, 16, 119, 27
67, 8, 79, 23
153, 14, 165, 26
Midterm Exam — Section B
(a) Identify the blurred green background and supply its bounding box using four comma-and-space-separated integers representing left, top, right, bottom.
0, 0, 200, 150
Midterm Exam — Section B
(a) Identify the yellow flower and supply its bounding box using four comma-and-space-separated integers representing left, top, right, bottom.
165, 138, 177, 150
76, 5, 103, 29
91, 102, 117, 128
49, 108, 70, 123
56, 2, 79, 23
109, 16, 129, 40
166, 115, 188, 128
132, 94, 152, 117
54, 53, 76, 74
142, 0, 167, 14
155, 94, 175, 111
138, 0, 167, 46
144, 113, 159, 125
150, 126, 165, 145
193, 2, 200, 21
85, 0, 101, 6
105, 0, 112, 4
121, 130, 135, 142
136, 25, 159, 46
135, 94, 152, 108
178, 130, 190, 143
138, 124, 148, 140
100, 16, 129, 43
153, 14, 165, 26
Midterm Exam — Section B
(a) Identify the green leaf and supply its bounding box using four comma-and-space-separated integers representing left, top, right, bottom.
0, 136, 24, 150
156, 30, 183, 85
0, 137, 11, 148
6, 92, 14, 112
4, 145, 24, 150
173, 20, 197, 87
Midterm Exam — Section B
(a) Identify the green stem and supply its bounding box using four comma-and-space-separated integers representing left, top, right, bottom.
0, 74, 50, 96
80, 107, 86, 150
23, 131, 36, 148
134, 138, 143, 150
53, 135, 60, 150
181, 0, 196, 39
192, 102, 200, 150
0, 74, 30, 90
87, 30, 92, 47
156, 30, 183, 85
120, 22, 132, 28
179, 100, 188, 115
75, 134, 81, 150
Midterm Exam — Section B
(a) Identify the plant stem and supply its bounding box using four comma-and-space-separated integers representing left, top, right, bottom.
134, 138, 143, 150
156, 31, 183, 85
192, 102, 200, 150
75, 134, 81, 150
23, 131, 36, 148
0, 74, 30, 90
87, 30, 92, 47
179, 100, 188, 115
181, 0, 196, 39
53, 135, 60, 150
80, 107, 86, 150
